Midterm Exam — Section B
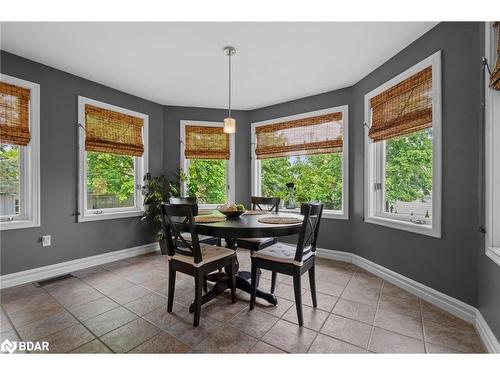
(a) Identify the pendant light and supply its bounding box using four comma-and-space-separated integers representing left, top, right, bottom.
223, 46, 236, 134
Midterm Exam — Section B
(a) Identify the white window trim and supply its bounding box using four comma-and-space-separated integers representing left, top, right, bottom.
77, 96, 149, 222
484, 22, 500, 266
179, 120, 235, 209
250, 105, 349, 220
0, 74, 40, 231
364, 51, 442, 238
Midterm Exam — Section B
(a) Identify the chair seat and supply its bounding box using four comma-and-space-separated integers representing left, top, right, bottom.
237, 237, 276, 251
251, 242, 313, 266
168, 244, 235, 267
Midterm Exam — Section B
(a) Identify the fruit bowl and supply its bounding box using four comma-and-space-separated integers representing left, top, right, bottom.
217, 204, 246, 219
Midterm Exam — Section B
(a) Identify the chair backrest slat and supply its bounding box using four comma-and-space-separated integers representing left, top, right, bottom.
294, 203, 323, 263
251, 196, 280, 213
160, 203, 203, 264
169, 196, 199, 215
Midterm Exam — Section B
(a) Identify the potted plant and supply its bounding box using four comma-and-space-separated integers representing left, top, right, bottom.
141, 173, 179, 255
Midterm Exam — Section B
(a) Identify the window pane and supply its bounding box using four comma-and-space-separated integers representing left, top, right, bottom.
384, 128, 433, 221
261, 153, 343, 210
187, 159, 226, 204
86, 151, 135, 209
0, 144, 20, 216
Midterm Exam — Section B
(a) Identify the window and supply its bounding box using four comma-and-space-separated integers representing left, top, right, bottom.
251, 106, 349, 219
77, 97, 148, 222
364, 51, 441, 237
0, 75, 40, 230
180, 121, 235, 207
485, 22, 500, 266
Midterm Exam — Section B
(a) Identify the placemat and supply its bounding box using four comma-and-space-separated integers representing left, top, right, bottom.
197, 209, 213, 215
244, 210, 268, 215
258, 216, 302, 224
194, 216, 226, 223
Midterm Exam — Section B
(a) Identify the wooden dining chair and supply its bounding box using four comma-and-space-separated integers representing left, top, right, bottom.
160, 203, 237, 327
249, 203, 324, 326
168, 196, 220, 246
237, 196, 281, 292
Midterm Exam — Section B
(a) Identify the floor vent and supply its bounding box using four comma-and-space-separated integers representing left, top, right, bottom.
33, 273, 75, 287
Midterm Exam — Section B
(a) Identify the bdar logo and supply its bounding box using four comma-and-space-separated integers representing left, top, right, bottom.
1, 339, 17, 354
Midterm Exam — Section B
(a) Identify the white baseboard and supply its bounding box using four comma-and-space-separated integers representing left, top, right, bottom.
0, 242, 159, 289
316, 248, 500, 353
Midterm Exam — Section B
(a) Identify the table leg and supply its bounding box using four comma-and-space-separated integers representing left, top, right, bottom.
188, 237, 278, 313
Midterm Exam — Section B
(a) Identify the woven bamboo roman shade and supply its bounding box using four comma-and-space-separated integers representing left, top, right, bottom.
85, 104, 144, 157
490, 22, 500, 90
184, 125, 230, 160
255, 112, 343, 159
369, 66, 433, 142
0, 82, 31, 146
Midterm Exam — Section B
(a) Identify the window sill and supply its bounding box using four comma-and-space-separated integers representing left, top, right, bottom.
78, 209, 143, 222
486, 247, 500, 267
280, 208, 348, 220
364, 215, 441, 238
0, 219, 40, 231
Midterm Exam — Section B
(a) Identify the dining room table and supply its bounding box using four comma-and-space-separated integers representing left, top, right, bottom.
184, 210, 304, 313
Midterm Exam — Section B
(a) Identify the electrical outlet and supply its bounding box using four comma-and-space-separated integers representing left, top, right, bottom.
41, 235, 51, 247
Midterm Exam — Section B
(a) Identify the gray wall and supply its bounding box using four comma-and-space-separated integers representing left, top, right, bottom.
163, 106, 251, 206
0, 51, 165, 274
249, 23, 483, 308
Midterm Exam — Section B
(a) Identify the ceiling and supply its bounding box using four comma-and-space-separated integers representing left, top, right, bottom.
0, 22, 437, 110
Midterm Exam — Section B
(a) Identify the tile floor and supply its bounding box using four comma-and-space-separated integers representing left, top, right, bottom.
0, 249, 486, 354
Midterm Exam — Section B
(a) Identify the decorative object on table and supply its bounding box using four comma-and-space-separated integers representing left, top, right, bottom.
257, 216, 302, 224
194, 215, 226, 223
223, 46, 237, 134
285, 182, 297, 209
141, 173, 179, 254
217, 203, 246, 218
197, 209, 213, 215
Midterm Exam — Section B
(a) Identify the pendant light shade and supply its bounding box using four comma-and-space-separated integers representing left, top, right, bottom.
223, 117, 236, 134
223, 46, 236, 134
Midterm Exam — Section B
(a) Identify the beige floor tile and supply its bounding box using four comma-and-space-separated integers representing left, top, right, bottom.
229, 307, 279, 339
423, 319, 484, 353
101, 318, 159, 353
369, 327, 425, 353
123, 292, 168, 316
92, 278, 136, 295
50, 286, 104, 309
315, 279, 346, 297
420, 300, 469, 327
341, 284, 380, 306
7, 299, 64, 327
203, 298, 247, 322
130, 331, 190, 353
332, 298, 377, 325
302, 291, 338, 312
2, 289, 54, 314
255, 297, 294, 318
320, 314, 372, 348
83, 306, 137, 337
308, 333, 367, 353
143, 303, 190, 330
165, 314, 222, 347
249, 341, 286, 353
374, 309, 423, 340
17, 311, 77, 341
42, 323, 95, 353
108, 285, 151, 304
140, 278, 168, 292
192, 325, 258, 353
273, 282, 307, 301
71, 339, 112, 353
425, 343, 463, 353
378, 294, 421, 318
282, 305, 329, 331
381, 282, 418, 301
0, 310, 13, 333
67, 296, 119, 321
261, 319, 317, 353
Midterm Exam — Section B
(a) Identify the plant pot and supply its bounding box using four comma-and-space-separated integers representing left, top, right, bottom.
159, 238, 169, 255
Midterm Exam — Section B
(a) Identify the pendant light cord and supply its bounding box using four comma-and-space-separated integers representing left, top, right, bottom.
228, 52, 232, 118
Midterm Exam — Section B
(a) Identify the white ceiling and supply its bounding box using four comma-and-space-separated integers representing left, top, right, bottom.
0, 22, 437, 110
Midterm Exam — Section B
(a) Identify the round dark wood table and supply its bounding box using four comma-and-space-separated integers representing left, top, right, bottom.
189, 212, 303, 311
